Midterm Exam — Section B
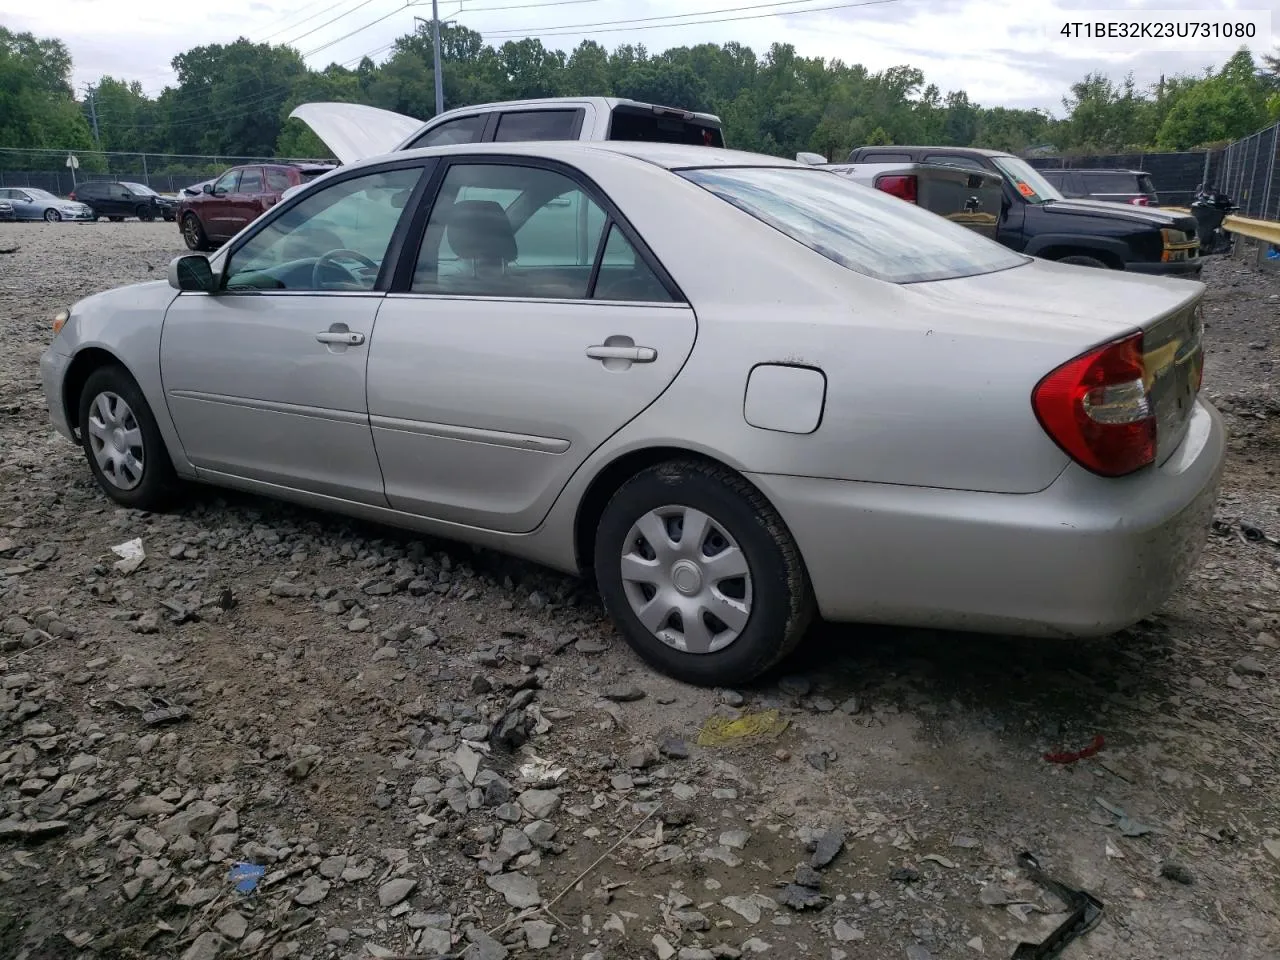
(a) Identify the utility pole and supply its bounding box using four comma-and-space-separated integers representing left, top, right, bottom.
84, 85, 101, 150
414, 3, 445, 115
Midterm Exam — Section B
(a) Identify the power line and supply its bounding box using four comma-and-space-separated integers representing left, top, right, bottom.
280, 0, 386, 47
301, 1, 439, 58
263, 0, 368, 42
476, 0, 905, 39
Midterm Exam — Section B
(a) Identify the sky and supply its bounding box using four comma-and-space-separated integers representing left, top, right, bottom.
1, 0, 1277, 113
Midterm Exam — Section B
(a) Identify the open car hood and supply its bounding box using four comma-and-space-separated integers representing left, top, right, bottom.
289, 102, 424, 164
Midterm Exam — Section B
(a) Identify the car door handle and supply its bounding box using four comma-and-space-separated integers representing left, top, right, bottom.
316, 330, 365, 345
586, 344, 656, 362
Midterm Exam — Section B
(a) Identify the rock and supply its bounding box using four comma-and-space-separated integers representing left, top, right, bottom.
966, 938, 984, 953
979, 884, 1009, 906
1161, 862, 1194, 884
721, 896, 761, 923
778, 676, 811, 697
491, 710, 529, 750
378, 878, 417, 907
659, 737, 689, 759
653, 934, 677, 960
679, 950, 715, 960
833, 920, 862, 942
1233, 656, 1267, 676
1264, 839, 1280, 862
575, 637, 608, 654
270, 580, 310, 598
719, 829, 750, 850
776, 884, 825, 910
810, 697, 835, 712
294, 876, 330, 905
523, 919, 554, 950
158, 800, 221, 839
890, 867, 921, 883
486, 872, 541, 908
181, 933, 227, 960
417, 928, 453, 956
524, 820, 558, 845
741, 938, 772, 954
496, 827, 533, 863
0, 819, 69, 841
602, 684, 645, 702
906, 947, 933, 960
462, 930, 509, 960
810, 828, 845, 868
454, 743, 482, 784
628, 743, 660, 769
721, 690, 746, 707
518, 789, 561, 819
794, 864, 823, 888
215, 912, 248, 940
673, 909, 710, 931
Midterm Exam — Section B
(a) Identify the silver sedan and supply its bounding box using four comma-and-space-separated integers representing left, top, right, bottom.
40, 141, 1224, 686
0, 187, 94, 222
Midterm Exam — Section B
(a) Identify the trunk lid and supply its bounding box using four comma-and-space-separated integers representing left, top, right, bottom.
914, 258, 1205, 465
289, 102, 424, 164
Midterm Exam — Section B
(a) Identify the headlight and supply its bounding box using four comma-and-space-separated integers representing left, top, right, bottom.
1162, 228, 1192, 246
52, 308, 70, 335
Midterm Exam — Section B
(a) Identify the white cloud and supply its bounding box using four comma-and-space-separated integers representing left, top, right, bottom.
2, 0, 1276, 108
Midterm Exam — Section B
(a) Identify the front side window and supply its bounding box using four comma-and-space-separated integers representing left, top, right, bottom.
122, 182, 158, 196
493, 110, 580, 142
682, 166, 1028, 284
989, 156, 1064, 204
213, 170, 240, 195
223, 167, 422, 292
410, 115, 487, 150
413, 162, 672, 302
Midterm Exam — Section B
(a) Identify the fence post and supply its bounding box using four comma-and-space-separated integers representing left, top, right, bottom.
142, 152, 149, 183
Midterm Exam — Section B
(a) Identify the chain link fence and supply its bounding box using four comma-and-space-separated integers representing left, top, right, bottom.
0, 147, 335, 196
1217, 121, 1280, 221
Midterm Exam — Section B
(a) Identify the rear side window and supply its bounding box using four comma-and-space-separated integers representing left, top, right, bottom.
239, 168, 264, 193
859, 152, 913, 163
682, 166, 1028, 284
1083, 171, 1140, 193
409, 115, 488, 150
493, 110, 581, 142
924, 154, 985, 170
1137, 174, 1156, 194
608, 108, 724, 147
266, 169, 292, 191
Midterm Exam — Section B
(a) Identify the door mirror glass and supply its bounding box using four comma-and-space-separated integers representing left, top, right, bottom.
168, 254, 217, 292
202, 183, 214, 194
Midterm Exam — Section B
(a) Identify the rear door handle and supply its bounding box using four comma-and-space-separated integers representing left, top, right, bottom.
316, 330, 365, 345
586, 344, 656, 362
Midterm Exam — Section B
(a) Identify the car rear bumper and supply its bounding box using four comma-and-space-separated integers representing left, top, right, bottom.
1127, 258, 1203, 277
747, 398, 1225, 638
40, 348, 74, 442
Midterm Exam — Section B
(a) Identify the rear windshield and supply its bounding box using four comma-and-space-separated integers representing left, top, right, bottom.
681, 166, 1028, 284
299, 168, 331, 181
609, 107, 724, 147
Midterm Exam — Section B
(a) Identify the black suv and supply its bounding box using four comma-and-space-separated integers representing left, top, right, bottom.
68, 181, 169, 222
1038, 168, 1159, 207
846, 146, 1199, 276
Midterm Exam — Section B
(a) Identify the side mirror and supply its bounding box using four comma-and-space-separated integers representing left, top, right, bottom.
168, 254, 217, 292
202, 183, 215, 195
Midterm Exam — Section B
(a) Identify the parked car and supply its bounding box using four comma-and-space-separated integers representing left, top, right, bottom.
0, 199, 14, 222
177, 162, 336, 250
795, 152, 1005, 242
0, 187, 95, 222
1038, 167, 1160, 206
120, 181, 179, 221
290, 96, 725, 165
40, 141, 1223, 687
845, 146, 1200, 275
68, 181, 169, 221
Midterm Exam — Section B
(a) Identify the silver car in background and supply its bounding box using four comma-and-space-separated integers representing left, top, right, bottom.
39, 141, 1224, 686
0, 186, 94, 222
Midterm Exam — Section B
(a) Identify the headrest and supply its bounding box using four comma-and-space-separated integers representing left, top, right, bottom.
446, 199, 516, 263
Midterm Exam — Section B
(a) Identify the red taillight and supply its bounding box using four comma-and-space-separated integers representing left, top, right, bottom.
1032, 331, 1155, 478
875, 174, 918, 204
1130, 197, 1150, 205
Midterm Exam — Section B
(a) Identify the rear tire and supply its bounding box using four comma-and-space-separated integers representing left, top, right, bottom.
78, 365, 179, 511
593, 459, 814, 686
1057, 254, 1109, 269
182, 213, 211, 251
43, 208, 61, 223
108, 216, 124, 223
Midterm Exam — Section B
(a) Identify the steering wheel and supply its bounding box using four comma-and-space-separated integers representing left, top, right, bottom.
312, 248, 379, 289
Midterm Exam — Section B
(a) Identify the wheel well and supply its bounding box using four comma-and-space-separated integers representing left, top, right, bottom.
61, 348, 123, 438
1039, 246, 1123, 268
573, 447, 742, 574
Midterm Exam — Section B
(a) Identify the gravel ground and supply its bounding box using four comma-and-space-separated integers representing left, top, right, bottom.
1, 220, 1279, 960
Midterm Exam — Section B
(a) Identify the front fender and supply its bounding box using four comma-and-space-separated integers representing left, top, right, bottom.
1022, 233, 1132, 263
55, 281, 195, 477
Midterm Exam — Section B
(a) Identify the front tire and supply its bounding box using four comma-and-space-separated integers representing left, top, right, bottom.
43, 208, 61, 223
182, 213, 211, 251
78, 365, 178, 511
136, 204, 155, 222
593, 459, 814, 686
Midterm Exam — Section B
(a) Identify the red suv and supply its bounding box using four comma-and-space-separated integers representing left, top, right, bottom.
178, 161, 334, 250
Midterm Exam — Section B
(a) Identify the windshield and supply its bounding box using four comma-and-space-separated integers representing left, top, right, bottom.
680, 166, 1027, 284
25, 188, 57, 200
122, 182, 158, 196
990, 156, 1063, 204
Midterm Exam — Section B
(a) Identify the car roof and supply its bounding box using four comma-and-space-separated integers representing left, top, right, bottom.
427, 96, 722, 125
853, 145, 1015, 159
384, 139, 800, 171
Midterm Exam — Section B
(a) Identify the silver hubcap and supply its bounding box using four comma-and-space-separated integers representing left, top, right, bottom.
620, 505, 753, 654
87, 392, 144, 490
